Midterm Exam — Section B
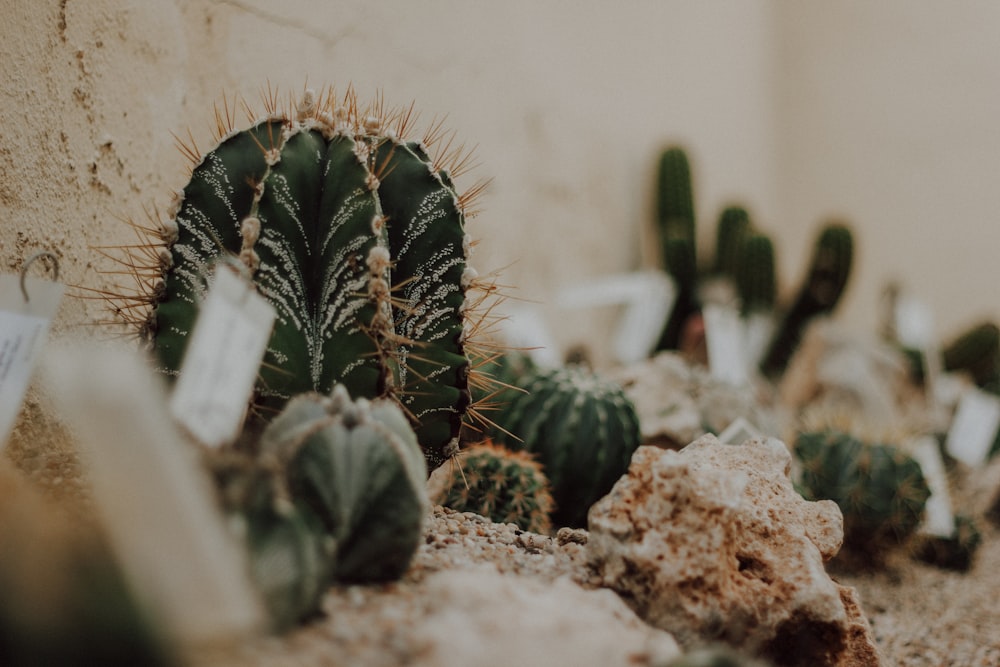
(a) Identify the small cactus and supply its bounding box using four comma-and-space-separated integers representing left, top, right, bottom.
105, 87, 497, 471
761, 222, 854, 378
735, 232, 776, 316
713, 206, 751, 280
795, 429, 930, 556
492, 365, 642, 528
941, 321, 1000, 388
913, 513, 982, 572
430, 440, 554, 533
260, 386, 429, 583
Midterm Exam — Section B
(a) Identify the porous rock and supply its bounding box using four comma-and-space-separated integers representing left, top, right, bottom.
586, 435, 881, 666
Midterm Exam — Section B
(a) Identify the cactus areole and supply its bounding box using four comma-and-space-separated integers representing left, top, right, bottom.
144, 89, 489, 470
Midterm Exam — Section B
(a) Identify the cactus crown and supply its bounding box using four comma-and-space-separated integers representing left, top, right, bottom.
101, 86, 501, 470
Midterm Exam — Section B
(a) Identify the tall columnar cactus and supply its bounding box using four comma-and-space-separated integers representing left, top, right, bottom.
736, 232, 777, 316
713, 205, 751, 280
491, 365, 642, 528
794, 430, 930, 555
761, 222, 854, 378
430, 440, 554, 533
260, 386, 429, 584
941, 321, 1000, 388
655, 146, 699, 351
111, 87, 495, 471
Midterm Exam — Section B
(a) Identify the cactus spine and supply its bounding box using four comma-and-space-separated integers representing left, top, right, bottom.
112, 87, 495, 471
431, 440, 554, 533
491, 366, 642, 528
794, 430, 930, 555
655, 147, 699, 351
761, 222, 853, 378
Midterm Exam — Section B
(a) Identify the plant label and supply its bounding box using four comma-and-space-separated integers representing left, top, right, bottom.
704, 303, 748, 386
945, 386, 1000, 466
717, 416, 762, 445
170, 265, 275, 448
44, 345, 265, 645
910, 435, 955, 538
0, 274, 63, 449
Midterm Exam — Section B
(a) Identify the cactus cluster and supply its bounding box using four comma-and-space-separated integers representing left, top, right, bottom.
652, 147, 778, 352
430, 440, 554, 533
794, 429, 930, 556
108, 87, 496, 471
212, 385, 428, 629
491, 365, 641, 528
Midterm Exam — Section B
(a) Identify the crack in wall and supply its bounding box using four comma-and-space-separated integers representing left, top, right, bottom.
213, 0, 355, 52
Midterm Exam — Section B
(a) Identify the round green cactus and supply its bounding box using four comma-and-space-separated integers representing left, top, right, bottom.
492, 365, 642, 528
115, 87, 494, 471
260, 386, 429, 583
761, 222, 854, 378
431, 440, 554, 533
795, 430, 930, 554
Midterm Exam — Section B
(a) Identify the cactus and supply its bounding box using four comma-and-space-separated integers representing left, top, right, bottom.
761, 222, 853, 378
491, 365, 642, 528
735, 232, 776, 316
655, 146, 699, 351
941, 321, 1000, 388
260, 386, 429, 583
713, 206, 751, 280
466, 348, 536, 442
431, 440, 554, 533
913, 513, 982, 572
795, 430, 930, 555
106, 87, 495, 471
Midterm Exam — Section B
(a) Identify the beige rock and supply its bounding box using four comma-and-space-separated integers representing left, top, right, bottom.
586, 436, 882, 667
414, 566, 682, 667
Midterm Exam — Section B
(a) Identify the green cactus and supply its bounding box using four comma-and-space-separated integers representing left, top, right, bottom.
913, 513, 982, 572
735, 232, 776, 316
713, 205, 751, 279
260, 386, 429, 584
431, 440, 554, 533
465, 349, 537, 442
795, 430, 930, 555
761, 222, 854, 378
491, 365, 642, 528
941, 321, 1000, 388
655, 146, 699, 351
119, 88, 491, 471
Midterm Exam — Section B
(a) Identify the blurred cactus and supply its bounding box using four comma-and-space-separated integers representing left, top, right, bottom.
655, 146, 699, 351
735, 232, 776, 316
492, 365, 641, 528
914, 513, 982, 572
941, 321, 1000, 388
431, 440, 554, 533
795, 430, 930, 556
761, 222, 854, 378
713, 206, 751, 280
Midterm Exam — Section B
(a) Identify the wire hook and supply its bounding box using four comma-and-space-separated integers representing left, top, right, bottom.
20, 251, 60, 303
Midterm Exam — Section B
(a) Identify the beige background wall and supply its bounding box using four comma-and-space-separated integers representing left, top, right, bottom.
2, 0, 998, 362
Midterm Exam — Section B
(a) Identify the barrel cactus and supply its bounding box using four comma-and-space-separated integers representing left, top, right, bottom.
107, 87, 495, 470
794, 429, 930, 556
492, 365, 642, 528
260, 386, 429, 584
761, 222, 854, 378
430, 440, 554, 533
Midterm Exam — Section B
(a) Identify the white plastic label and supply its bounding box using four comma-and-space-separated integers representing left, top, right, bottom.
704, 303, 748, 386
910, 435, 955, 537
944, 386, 1000, 466
0, 275, 63, 449
717, 416, 762, 446
170, 266, 275, 448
